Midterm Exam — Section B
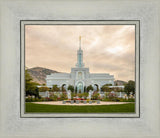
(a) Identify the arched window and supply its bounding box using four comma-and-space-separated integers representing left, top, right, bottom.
77, 82, 83, 93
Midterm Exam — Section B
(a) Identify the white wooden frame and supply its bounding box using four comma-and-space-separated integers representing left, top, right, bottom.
0, 0, 160, 137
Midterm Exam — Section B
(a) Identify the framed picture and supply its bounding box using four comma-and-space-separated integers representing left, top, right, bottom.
0, 0, 160, 138
21, 20, 140, 118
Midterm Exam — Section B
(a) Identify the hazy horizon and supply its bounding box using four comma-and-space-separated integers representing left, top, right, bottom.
25, 25, 135, 81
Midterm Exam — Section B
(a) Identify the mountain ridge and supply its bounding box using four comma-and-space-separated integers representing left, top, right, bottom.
27, 67, 59, 84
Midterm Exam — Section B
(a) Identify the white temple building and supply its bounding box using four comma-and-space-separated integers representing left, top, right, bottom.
46, 37, 114, 93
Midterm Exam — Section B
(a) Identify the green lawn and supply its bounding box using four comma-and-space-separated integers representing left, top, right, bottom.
25, 103, 135, 113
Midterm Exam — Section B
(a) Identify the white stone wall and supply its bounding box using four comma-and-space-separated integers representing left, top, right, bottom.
46, 67, 115, 90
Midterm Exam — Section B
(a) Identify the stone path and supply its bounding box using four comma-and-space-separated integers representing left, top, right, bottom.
32, 101, 133, 106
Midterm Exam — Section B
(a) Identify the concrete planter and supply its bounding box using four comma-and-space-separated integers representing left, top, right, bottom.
76, 100, 79, 104
97, 100, 100, 104
71, 100, 74, 104
83, 100, 87, 104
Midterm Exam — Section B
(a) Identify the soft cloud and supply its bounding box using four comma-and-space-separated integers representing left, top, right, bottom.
25, 25, 135, 81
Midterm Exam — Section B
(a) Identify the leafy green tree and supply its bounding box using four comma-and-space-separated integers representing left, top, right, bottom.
67, 85, 74, 92
25, 70, 39, 97
35, 87, 40, 98
52, 85, 60, 92
104, 83, 112, 86
39, 86, 50, 92
124, 80, 135, 96
101, 85, 112, 92
87, 85, 93, 92
101, 86, 108, 92
101, 84, 113, 92
112, 87, 123, 92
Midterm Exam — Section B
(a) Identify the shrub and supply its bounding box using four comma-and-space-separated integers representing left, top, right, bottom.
108, 92, 117, 101
87, 85, 93, 92
78, 93, 83, 98
67, 85, 74, 92
71, 93, 76, 100
25, 97, 44, 102
92, 92, 100, 100
52, 85, 60, 92
82, 92, 88, 100
49, 93, 58, 101
61, 92, 67, 100
39, 87, 49, 92
25, 97, 33, 102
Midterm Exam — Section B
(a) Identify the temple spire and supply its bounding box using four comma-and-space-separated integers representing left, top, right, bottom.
79, 36, 81, 50
76, 36, 85, 68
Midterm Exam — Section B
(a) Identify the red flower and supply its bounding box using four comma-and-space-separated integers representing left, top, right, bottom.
77, 98, 81, 100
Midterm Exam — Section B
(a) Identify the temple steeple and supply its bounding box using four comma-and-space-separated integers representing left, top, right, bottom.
79, 36, 81, 50
76, 36, 85, 68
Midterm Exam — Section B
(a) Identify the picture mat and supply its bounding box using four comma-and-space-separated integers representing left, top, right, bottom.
21, 20, 139, 118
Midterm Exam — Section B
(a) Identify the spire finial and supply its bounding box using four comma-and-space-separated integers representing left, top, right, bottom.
79, 36, 81, 49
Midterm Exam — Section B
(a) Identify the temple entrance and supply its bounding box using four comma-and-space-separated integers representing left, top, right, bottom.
77, 82, 83, 93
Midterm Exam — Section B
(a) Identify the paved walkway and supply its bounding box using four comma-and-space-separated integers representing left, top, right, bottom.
32, 101, 133, 106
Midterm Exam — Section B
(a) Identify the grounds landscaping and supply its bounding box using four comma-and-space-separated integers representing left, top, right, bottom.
26, 91, 135, 102
25, 91, 135, 113
25, 102, 135, 113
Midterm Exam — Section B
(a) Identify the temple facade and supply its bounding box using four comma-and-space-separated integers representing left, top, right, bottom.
46, 37, 114, 93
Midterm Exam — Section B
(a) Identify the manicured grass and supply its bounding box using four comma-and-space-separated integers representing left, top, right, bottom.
25, 103, 135, 113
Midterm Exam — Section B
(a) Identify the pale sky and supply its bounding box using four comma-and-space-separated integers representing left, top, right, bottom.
25, 25, 135, 81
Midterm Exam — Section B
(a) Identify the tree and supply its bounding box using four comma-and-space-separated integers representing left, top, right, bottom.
101, 83, 113, 92
87, 85, 93, 92
25, 70, 39, 97
84, 86, 86, 92
75, 86, 77, 93
104, 83, 112, 86
39, 86, 50, 92
68, 85, 74, 92
35, 87, 40, 98
124, 80, 135, 96
52, 85, 60, 92
101, 85, 112, 92
101, 86, 109, 92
